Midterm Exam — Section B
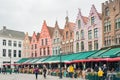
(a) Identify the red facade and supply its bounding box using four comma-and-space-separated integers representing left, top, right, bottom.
30, 32, 39, 57
38, 21, 54, 57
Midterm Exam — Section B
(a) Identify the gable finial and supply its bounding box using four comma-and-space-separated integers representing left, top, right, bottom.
65, 10, 69, 23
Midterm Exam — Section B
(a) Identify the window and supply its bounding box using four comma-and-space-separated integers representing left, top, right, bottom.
8, 40, 12, 46
3, 49, 6, 57
18, 42, 21, 47
70, 32, 72, 38
45, 38, 47, 45
18, 50, 21, 57
47, 47, 50, 55
81, 41, 84, 51
43, 48, 46, 55
66, 31, 68, 38
3, 40, 6, 46
104, 20, 111, 32
94, 28, 98, 38
88, 30, 92, 39
115, 34, 120, 44
76, 43, 79, 52
55, 31, 58, 37
57, 38, 59, 43
40, 48, 41, 55
88, 42, 92, 50
35, 51, 37, 57
78, 20, 81, 28
94, 40, 98, 50
13, 50, 16, 57
54, 39, 56, 44
35, 44, 37, 49
115, 18, 120, 29
81, 30, 84, 39
31, 53, 33, 57
41, 39, 44, 46
104, 36, 111, 46
55, 47, 57, 55
53, 48, 55, 55
105, 7, 109, 16
91, 16, 95, 24
76, 31, 79, 40
13, 41, 17, 47
8, 49, 11, 57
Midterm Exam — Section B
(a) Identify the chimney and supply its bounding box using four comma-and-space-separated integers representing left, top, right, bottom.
3, 26, 6, 30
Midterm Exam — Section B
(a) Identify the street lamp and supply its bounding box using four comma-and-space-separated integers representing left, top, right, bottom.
59, 48, 62, 79
9, 53, 12, 74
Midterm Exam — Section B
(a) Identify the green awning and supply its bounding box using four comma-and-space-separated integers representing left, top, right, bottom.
89, 48, 110, 58
42, 56, 58, 63
23, 58, 34, 64
56, 53, 80, 62
29, 58, 40, 63
74, 51, 97, 60
17, 58, 28, 64
35, 58, 48, 64
99, 48, 120, 58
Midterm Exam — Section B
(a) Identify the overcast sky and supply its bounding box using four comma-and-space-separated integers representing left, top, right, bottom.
0, 0, 106, 36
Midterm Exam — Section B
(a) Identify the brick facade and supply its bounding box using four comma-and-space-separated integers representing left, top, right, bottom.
62, 16, 75, 54
102, 0, 120, 47
38, 21, 54, 57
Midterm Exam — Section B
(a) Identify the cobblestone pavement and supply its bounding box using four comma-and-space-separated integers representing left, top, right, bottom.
0, 73, 85, 80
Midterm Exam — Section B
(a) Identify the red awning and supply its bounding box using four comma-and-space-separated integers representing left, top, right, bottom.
70, 57, 120, 63
108, 57, 120, 62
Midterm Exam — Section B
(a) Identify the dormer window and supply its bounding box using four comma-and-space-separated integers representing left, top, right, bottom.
105, 7, 109, 16
91, 16, 95, 25
66, 31, 68, 38
78, 20, 81, 28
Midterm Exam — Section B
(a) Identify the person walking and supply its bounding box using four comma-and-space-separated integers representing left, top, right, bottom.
43, 65, 47, 79
102, 64, 107, 80
34, 67, 39, 80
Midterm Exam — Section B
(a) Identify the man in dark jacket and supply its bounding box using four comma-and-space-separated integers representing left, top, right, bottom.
34, 67, 39, 80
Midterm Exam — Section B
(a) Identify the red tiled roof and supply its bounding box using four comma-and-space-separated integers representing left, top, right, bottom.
47, 26, 54, 38
36, 33, 40, 41
59, 29, 64, 36
68, 22, 75, 31
28, 36, 32, 41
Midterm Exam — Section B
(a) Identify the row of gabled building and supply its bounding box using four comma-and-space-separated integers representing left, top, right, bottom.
0, 0, 120, 68
23, 0, 120, 58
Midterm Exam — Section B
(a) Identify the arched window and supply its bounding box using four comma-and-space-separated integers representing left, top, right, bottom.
66, 31, 68, 38
76, 31, 79, 40
81, 41, 84, 51
76, 43, 79, 52
81, 30, 84, 39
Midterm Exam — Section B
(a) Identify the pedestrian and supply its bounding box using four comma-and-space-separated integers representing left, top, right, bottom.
98, 67, 104, 80
68, 64, 74, 78
43, 65, 47, 79
34, 67, 39, 80
94, 64, 99, 72
102, 64, 107, 80
0, 68, 1, 73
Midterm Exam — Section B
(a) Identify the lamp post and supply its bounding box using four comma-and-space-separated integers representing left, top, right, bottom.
59, 48, 62, 79
9, 53, 12, 74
